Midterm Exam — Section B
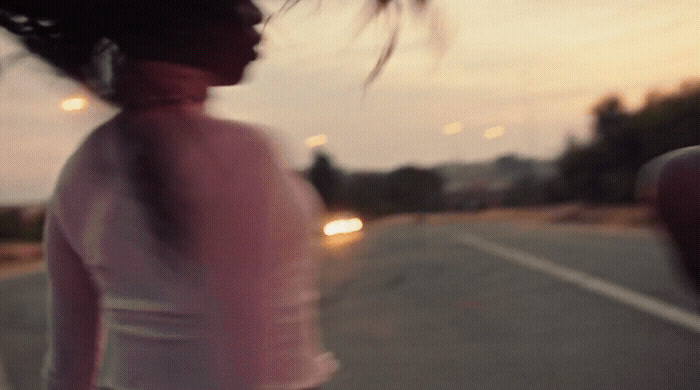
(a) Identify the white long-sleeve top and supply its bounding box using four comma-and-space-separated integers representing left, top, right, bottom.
42, 62, 338, 390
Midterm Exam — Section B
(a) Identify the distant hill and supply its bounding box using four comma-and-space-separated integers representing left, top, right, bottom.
433, 155, 558, 194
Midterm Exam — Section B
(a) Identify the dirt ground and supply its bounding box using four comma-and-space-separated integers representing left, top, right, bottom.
0, 242, 44, 280
372, 203, 656, 232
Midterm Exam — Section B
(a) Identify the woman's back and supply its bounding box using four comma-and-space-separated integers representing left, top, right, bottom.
44, 68, 337, 388
46, 109, 205, 388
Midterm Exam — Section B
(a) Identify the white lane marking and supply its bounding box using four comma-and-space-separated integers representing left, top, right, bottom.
0, 352, 11, 390
456, 233, 700, 334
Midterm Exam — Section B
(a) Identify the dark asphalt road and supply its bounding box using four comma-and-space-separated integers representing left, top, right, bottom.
318, 221, 700, 389
2, 221, 699, 389
0, 272, 46, 390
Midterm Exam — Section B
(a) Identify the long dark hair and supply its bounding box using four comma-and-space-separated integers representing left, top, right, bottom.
1, 0, 443, 98
113, 112, 196, 265
0, 1, 255, 101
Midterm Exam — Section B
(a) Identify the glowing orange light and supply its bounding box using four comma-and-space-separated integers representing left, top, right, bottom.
305, 134, 328, 148
484, 126, 505, 139
61, 96, 88, 111
442, 121, 463, 135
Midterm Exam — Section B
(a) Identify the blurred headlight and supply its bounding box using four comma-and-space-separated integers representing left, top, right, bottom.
323, 217, 363, 236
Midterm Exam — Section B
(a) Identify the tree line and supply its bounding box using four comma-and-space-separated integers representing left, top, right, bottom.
307, 79, 700, 213
557, 80, 700, 203
3, 80, 699, 242
0, 208, 44, 242
307, 152, 445, 219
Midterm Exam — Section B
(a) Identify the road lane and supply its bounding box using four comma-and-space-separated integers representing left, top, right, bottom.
0, 273, 47, 390
0, 353, 10, 390
320, 221, 700, 389
2, 221, 700, 389
434, 221, 698, 311
455, 232, 700, 334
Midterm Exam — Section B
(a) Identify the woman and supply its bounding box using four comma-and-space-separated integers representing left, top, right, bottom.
1, 1, 340, 388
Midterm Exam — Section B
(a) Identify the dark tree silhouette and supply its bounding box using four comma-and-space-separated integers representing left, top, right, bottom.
385, 166, 444, 213
308, 152, 343, 210
557, 81, 700, 203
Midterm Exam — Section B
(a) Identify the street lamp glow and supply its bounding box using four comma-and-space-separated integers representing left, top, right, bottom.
484, 126, 505, 139
305, 134, 328, 148
442, 121, 463, 135
61, 96, 88, 111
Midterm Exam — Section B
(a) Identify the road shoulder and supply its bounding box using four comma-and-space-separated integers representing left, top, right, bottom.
0, 242, 44, 281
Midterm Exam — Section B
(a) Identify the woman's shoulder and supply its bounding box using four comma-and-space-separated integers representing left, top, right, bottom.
47, 119, 124, 239
55, 119, 121, 187
198, 115, 273, 150
188, 114, 286, 168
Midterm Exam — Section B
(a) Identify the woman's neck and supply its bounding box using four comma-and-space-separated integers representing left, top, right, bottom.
115, 60, 217, 110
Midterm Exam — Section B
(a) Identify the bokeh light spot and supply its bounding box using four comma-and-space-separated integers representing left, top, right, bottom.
61, 96, 88, 111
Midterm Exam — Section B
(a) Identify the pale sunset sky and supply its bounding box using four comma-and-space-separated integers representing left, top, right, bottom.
1, 0, 699, 203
